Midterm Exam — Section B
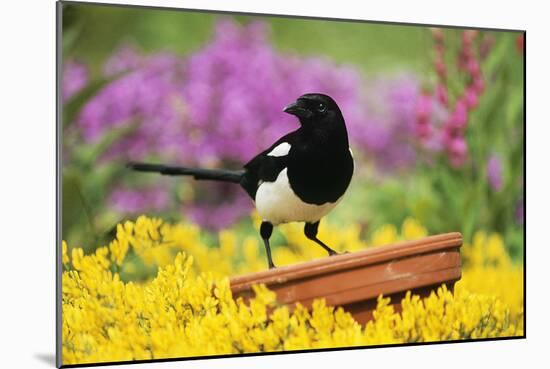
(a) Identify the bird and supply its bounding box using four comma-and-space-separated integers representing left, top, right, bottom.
128, 93, 354, 269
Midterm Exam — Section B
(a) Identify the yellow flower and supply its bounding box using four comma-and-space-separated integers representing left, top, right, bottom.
61, 215, 523, 365
370, 224, 398, 247
62, 241, 70, 265
401, 218, 428, 240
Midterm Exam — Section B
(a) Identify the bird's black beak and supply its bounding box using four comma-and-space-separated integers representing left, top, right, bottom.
283, 101, 313, 120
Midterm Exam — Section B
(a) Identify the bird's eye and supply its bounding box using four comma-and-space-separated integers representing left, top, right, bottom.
318, 103, 327, 113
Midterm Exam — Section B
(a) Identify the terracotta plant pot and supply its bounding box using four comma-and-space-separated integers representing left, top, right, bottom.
230, 232, 463, 325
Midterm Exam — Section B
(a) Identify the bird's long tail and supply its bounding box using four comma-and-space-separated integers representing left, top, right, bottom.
127, 162, 245, 183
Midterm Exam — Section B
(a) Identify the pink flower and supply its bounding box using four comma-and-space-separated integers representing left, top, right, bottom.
467, 59, 480, 77
479, 35, 495, 60
414, 93, 434, 140
441, 125, 455, 148
473, 76, 485, 94
449, 100, 468, 129
462, 30, 478, 46
415, 93, 433, 123
448, 137, 468, 167
449, 137, 467, 155
436, 84, 448, 106
516, 35, 524, 54
464, 86, 479, 110
415, 121, 432, 139
434, 58, 446, 79
430, 28, 444, 43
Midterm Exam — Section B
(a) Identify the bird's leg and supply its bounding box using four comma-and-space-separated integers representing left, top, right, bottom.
260, 221, 276, 269
304, 221, 339, 256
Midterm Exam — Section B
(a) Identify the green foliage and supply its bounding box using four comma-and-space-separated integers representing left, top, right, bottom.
354, 32, 524, 256
60, 4, 524, 261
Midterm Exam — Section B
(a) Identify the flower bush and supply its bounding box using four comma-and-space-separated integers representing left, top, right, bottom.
62, 216, 523, 365
62, 19, 428, 238
61, 22, 524, 264
62, 60, 89, 102
59, 8, 525, 366
359, 27, 524, 255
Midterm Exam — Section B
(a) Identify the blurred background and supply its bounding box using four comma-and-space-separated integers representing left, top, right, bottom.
61, 3, 524, 268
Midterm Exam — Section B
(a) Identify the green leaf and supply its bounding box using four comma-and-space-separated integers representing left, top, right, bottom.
62, 23, 84, 54
62, 170, 97, 248
71, 120, 138, 168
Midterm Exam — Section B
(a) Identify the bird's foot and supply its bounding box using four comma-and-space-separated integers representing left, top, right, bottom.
328, 250, 349, 256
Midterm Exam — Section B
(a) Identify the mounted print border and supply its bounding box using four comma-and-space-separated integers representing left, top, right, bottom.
56, 1, 526, 367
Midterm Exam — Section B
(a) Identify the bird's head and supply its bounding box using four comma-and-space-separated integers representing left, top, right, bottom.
283, 93, 344, 128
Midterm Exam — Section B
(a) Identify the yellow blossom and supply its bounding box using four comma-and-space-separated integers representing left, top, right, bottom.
62, 216, 523, 365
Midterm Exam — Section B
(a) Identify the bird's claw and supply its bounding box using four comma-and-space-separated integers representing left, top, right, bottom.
329, 250, 349, 256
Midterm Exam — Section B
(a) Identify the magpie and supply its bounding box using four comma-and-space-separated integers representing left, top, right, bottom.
128, 93, 354, 269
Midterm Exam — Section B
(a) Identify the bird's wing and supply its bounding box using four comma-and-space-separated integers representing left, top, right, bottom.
241, 132, 297, 199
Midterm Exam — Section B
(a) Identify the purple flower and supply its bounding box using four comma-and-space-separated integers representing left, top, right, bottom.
110, 185, 170, 214
103, 45, 142, 77
356, 74, 421, 170
77, 52, 185, 158
487, 154, 503, 191
515, 199, 524, 225
62, 60, 89, 102
73, 19, 437, 228
186, 188, 252, 230
179, 19, 366, 165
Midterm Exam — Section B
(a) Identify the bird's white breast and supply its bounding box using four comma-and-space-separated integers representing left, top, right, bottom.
255, 168, 341, 225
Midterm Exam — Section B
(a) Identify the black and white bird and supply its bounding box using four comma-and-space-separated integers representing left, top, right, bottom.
128, 93, 354, 269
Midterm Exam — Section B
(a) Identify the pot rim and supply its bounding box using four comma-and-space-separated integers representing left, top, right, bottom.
230, 232, 462, 291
